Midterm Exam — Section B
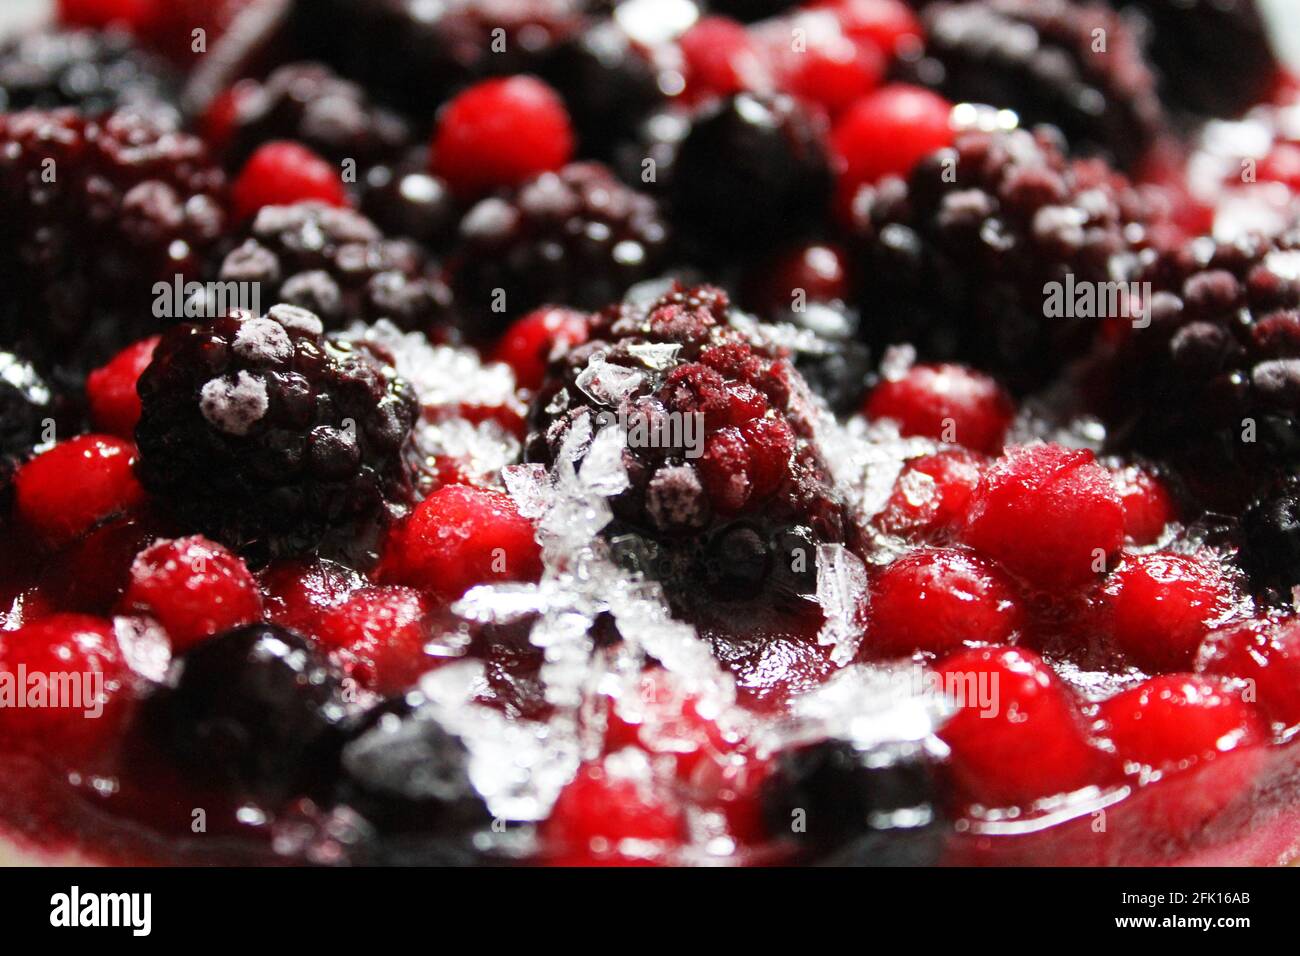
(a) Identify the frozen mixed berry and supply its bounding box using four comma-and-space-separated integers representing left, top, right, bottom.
491, 307, 589, 391
0, 613, 133, 763
875, 448, 986, 542
671, 93, 833, 261
745, 243, 853, 317
603, 669, 739, 783
849, 127, 1168, 392
0, 109, 227, 370
678, 16, 769, 101
451, 162, 669, 338
527, 284, 850, 616
1112, 463, 1176, 545
1198, 617, 1300, 732
217, 202, 454, 334
766, 10, 885, 117
133, 306, 420, 565
760, 737, 944, 865
312, 585, 436, 694
383, 484, 543, 602
1240, 475, 1300, 604
1109, 0, 1278, 117
866, 548, 1025, 658
57, 0, 154, 30
143, 622, 348, 798
961, 443, 1124, 590
542, 758, 686, 866
136, 0, 260, 66
1101, 552, 1233, 673
360, 155, 459, 250
0, 28, 178, 117
862, 363, 1013, 455
86, 335, 159, 438
431, 76, 575, 198
120, 535, 263, 653
934, 646, 1114, 807
231, 141, 349, 220
810, 0, 922, 55
261, 557, 365, 635
0, 351, 56, 504
13, 434, 146, 549
905, 0, 1163, 172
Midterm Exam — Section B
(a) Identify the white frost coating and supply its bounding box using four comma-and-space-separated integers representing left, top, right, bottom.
574, 352, 644, 407
232, 316, 293, 364
814, 543, 870, 666
200, 371, 268, 436
268, 303, 324, 335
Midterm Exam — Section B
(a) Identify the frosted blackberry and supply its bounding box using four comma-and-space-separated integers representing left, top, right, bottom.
906, 0, 1164, 172
671, 93, 833, 261
0, 28, 178, 117
527, 284, 851, 616
218, 202, 454, 334
0, 109, 227, 371
451, 162, 670, 339
134, 306, 420, 565
849, 127, 1167, 392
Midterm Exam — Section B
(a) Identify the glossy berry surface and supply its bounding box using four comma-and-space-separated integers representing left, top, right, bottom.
231, 141, 348, 221
1198, 618, 1300, 732
490, 307, 588, 391
542, 759, 685, 866
876, 449, 986, 542
86, 336, 159, 439
863, 363, 1013, 454
14, 434, 145, 548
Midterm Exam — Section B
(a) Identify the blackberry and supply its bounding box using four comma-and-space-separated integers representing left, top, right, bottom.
213, 62, 413, 172
0, 351, 55, 506
848, 126, 1168, 392
1097, 231, 1300, 505
451, 162, 670, 339
134, 306, 420, 565
527, 284, 851, 617
760, 738, 945, 865
143, 623, 349, 799
671, 93, 833, 262
218, 202, 454, 334
0, 109, 228, 371
905, 0, 1164, 172
1241, 477, 1300, 604
1108, 0, 1278, 117
0, 28, 179, 118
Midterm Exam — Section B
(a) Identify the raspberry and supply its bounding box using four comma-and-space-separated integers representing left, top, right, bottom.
384, 484, 543, 602
1112, 463, 1176, 545
490, 307, 589, 391
210, 63, 412, 172
218, 202, 453, 333
0, 351, 56, 503
231, 141, 348, 220
850, 127, 1168, 391
86, 335, 159, 438
0, 613, 133, 763
431, 76, 574, 198
0, 109, 227, 370
451, 162, 669, 337
1198, 617, 1300, 732
862, 363, 1013, 454
907, 0, 1163, 172
679, 16, 768, 101
14, 434, 146, 548
542, 758, 686, 866
875, 448, 986, 541
867, 547, 1025, 657
120, 535, 263, 653
313, 585, 436, 694
671, 93, 833, 260
1110, 0, 1278, 117
934, 646, 1114, 806
831, 84, 954, 213
133, 306, 420, 565
962, 443, 1124, 590
526, 284, 849, 615
0, 28, 178, 117
1102, 552, 1232, 673
142, 623, 348, 798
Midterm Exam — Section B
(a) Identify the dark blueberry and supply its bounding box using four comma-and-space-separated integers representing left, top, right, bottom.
361, 154, 460, 250
760, 738, 946, 866
144, 624, 349, 799
1241, 478, 1300, 604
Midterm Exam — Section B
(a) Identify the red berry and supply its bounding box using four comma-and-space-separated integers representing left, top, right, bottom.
490, 307, 588, 391
231, 141, 347, 221
863, 363, 1014, 454
314, 586, 436, 694
14, 435, 146, 548
751, 242, 851, 313
120, 535, 262, 653
778, 16, 884, 115
962, 443, 1124, 590
934, 646, 1113, 806
57, 0, 154, 29
1102, 552, 1232, 673
1112, 464, 1176, 545
1257, 142, 1300, 191
811, 0, 923, 56
261, 558, 365, 635
876, 449, 986, 541
1199, 618, 1300, 731
86, 335, 160, 438
431, 76, 574, 198
385, 485, 543, 601
605, 669, 738, 783
680, 16, 768, 101
867, 548, 1025, 658
0, 614, 132, 762
832, 84, 953, 214
542, 758, 686, 866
